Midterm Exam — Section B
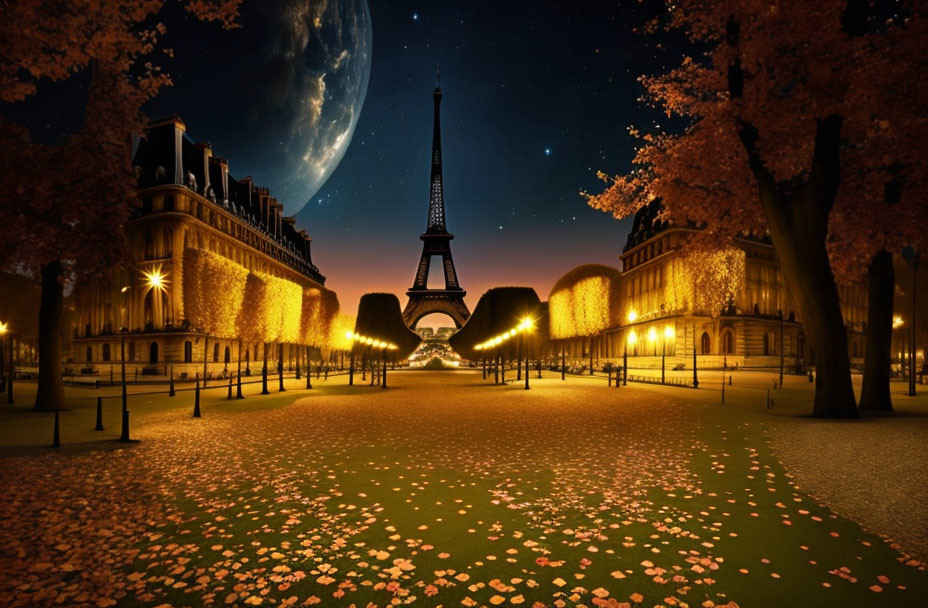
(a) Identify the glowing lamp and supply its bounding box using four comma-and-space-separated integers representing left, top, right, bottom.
627, 310, 638, 323
647, 327, 657, 343
0, 321, 7, 335
893, 315, 904, 329
143, 266, 168, 292
664, 325, 675, 340
346, 331, 355, 340
627, 330, 637, 345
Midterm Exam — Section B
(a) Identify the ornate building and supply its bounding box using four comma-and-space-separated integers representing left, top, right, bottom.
565, 201, 867, 371
71, 116, 326, 378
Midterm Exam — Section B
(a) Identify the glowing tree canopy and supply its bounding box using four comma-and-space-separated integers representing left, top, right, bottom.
548, 264, 622, 339
328, 314, 356, 353
300, 287, 340, 348
182, 248, 250, 338
236, 271, 302, 344
450, 287, 546, 360
353, 293, 422, 361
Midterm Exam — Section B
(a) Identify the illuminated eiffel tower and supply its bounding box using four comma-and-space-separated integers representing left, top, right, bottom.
402, 71, 470, 329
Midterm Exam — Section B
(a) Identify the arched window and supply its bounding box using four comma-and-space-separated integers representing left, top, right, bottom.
144, 229, 154, 259
184, 341, 193, 363
701, 332, 711, 355
102, 344, 111, 362
224, 346, 231, 364
213, 342, 220, 362
721, 329, 735, 355
149, 342, 159, 364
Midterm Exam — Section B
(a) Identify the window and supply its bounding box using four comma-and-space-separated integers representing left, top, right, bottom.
184, 341, 193, 363
102, 344, 111, 362
224, 346, 231, 364
701, 332, 711, 355
721, 330, 735, 355
149, 342, 159, 364
128, 341, 136, 362
762, 333, 770, 356
144, 229, 154, 259
213, 342, 220, 362
86, 347, 93, 363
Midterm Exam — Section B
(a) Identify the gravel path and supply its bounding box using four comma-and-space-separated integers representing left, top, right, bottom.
767, 404, 928, 564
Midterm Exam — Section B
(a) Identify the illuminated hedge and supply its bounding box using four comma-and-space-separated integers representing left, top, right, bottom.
327, 314, 356, 352
300, 287, 340, 347
353, 293, 422, 360
182, 248, 249, 338
236, 271, 302, 343
449, 287, 546, 360
548, 264, 622, 339
670, 248, 746, 316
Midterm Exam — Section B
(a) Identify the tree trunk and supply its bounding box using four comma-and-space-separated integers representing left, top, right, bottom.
737, 116, 858, 418
859, 249, 894, 411
34, 261, 65, 411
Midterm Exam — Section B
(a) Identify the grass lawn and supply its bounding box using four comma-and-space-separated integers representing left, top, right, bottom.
0, 370, 925, 607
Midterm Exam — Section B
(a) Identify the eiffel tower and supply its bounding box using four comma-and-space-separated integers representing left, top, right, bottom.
402, 71, 470, 329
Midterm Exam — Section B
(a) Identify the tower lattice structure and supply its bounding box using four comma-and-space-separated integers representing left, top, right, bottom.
402, 73, 470, 329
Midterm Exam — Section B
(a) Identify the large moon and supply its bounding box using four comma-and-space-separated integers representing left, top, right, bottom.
156, 0, 372, 217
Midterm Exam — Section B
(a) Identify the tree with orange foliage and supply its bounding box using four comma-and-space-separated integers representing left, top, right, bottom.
586, 0, 927, 417
0, 1, 240, 412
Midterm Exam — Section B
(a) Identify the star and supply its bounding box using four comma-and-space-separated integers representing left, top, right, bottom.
544, 147, 552, 157
412, 12, 419, 21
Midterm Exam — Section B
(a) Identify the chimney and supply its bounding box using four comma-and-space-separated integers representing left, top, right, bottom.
210, 157, 230, 202
194, 141, 211, 195
147, 115, 186, 185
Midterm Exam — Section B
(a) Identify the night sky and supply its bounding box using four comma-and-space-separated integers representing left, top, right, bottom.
300, 0, 680, 325
15, 0, 686, 326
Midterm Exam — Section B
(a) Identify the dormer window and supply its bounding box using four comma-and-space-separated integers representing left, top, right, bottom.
186, 171, 198, 191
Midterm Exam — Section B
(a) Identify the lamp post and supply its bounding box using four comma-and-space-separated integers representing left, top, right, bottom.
119, 285, 130, 442
0, 321, 11, 404
778, 309, 784, 389
902, 246, 918, 397
662, 325, 675, 385
624, 311, 637, 386
692, 324, 698, 389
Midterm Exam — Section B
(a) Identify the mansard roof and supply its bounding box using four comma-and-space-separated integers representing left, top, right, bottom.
133, 116, 319, 279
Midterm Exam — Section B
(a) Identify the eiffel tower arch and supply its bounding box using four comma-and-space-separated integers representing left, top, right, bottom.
402, 73, 471, 329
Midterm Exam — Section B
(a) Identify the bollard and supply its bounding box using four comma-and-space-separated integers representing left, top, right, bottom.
193, 378, 201, 418
228, 375, 233, 400
608, 370, 612, 387
52, 408, 61, 448
95, 397, 104, 431
169, 373, 175, 397
729, 374, 732, 385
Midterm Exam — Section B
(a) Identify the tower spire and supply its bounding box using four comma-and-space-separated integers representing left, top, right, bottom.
427, 69, 446, 233
402, 75, 470, 329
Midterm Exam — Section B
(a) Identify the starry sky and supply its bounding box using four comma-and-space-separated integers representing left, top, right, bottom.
9, 0, 686, 327
293, 0, 686, 326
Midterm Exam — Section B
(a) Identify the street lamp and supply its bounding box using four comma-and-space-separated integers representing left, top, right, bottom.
119, 285, 131, 442
0, 321, 11, 404
662, 325, 675, 384
777, 309, 784, 389
625, 329, 637, 386
902, 245, 918, 397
